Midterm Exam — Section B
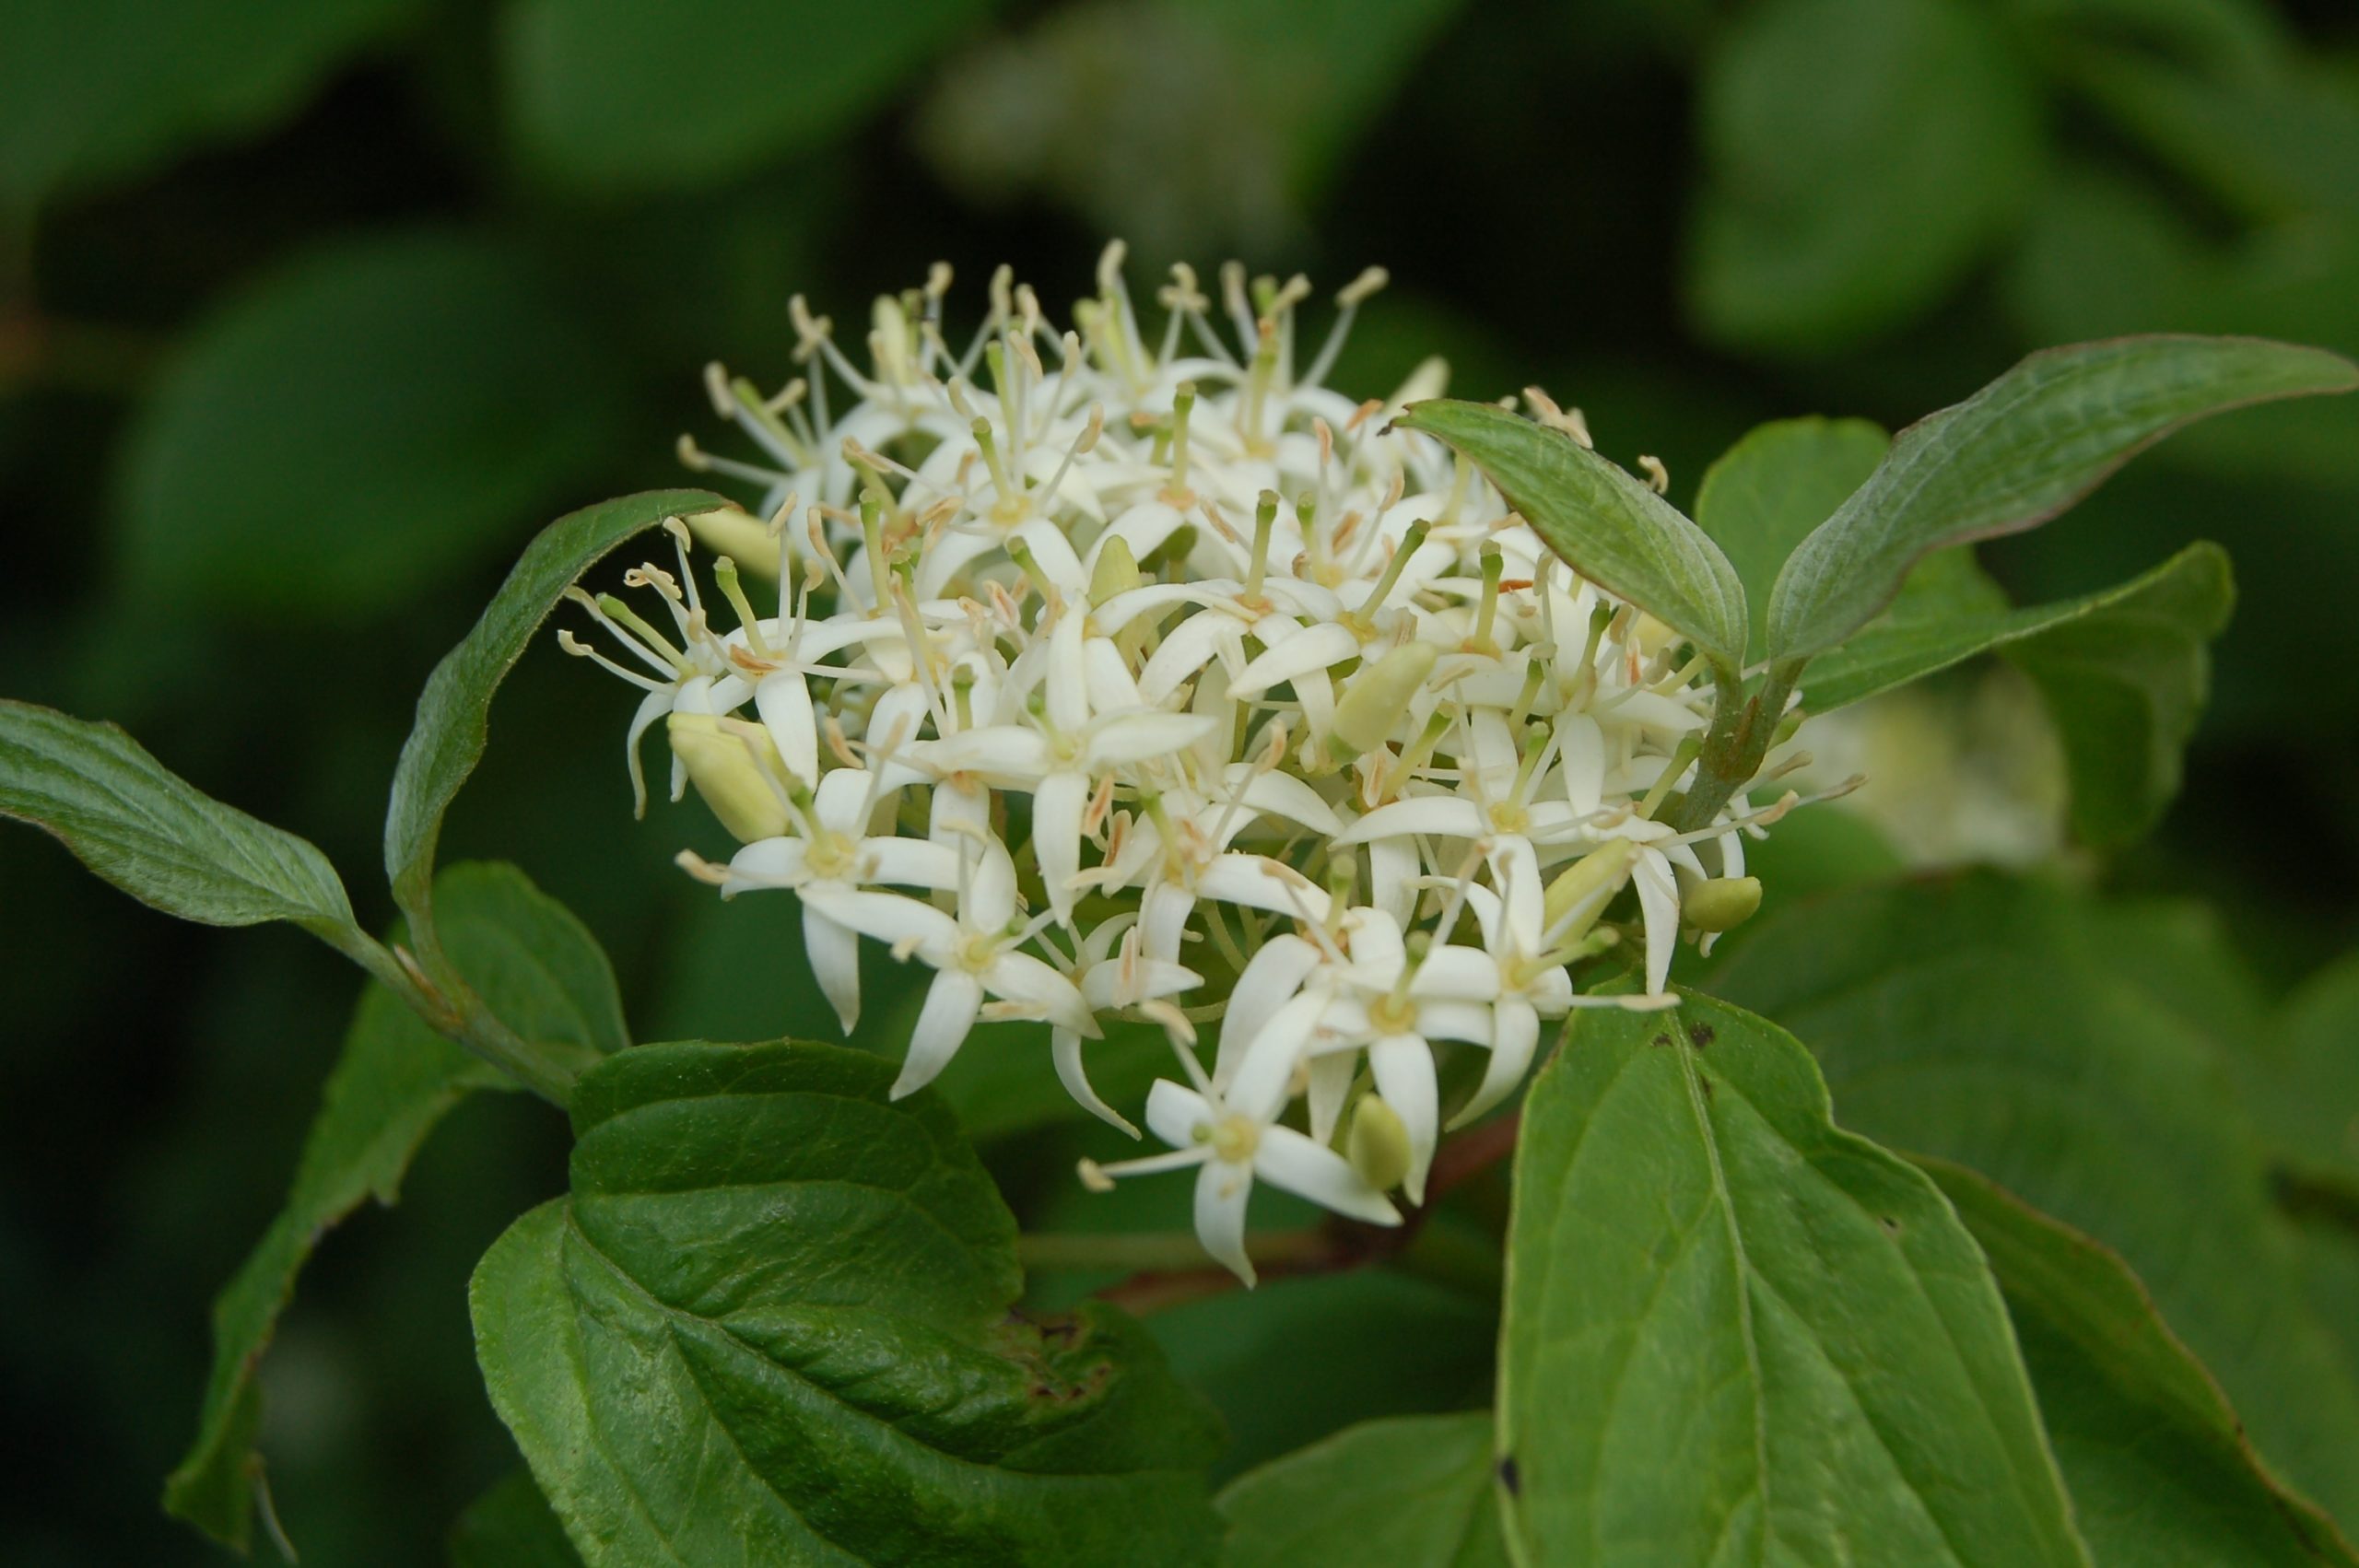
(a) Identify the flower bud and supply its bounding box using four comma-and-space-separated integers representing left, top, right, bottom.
685, 506, 775, 572
667, 712, 792, 843
1683, 875, 1762, 933
1346, 1094, 1413, 1192
1543, 839, 1638, 940
1330, 640, 1438, 758
1090, 536, 1143, 606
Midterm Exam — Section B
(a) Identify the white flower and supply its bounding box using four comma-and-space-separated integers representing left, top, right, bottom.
572, 245, 1817, 1279
1085, 1069, 1400, 1285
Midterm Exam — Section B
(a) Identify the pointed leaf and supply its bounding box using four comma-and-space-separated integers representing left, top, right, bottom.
2001, 542, 2234, 848
1217, 1413, 1508, 1567
1694, 415, 1891, 656
1713, 875, 2359, 1527
1924, 1159, 2359, 1568
165, 862, 625, 1550
0, 697, 357, 942
2237, 952, 2359, 1197
471, 1039, 1224, 1568
452, 1470, 584, 1568
1396, 399, 1748, 667
1766, 334, 2356, 661
383, 487, 722, 929
1500, 989, 2087, 1566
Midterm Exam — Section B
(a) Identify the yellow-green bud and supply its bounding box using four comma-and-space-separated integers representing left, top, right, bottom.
873, 294, 913, 386
1684, 875, 1762, 933
1330, 640, 1438, 758
1346, 1095, 1413, 1192
1543, 839, 1638, 941
685, 506, 775, 573
1090, 536, 1143, 606
667, 712, 791, 843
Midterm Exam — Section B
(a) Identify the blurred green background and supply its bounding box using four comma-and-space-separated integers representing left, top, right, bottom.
4, 0, 2357, 1560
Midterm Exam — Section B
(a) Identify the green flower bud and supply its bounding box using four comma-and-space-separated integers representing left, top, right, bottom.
1543, 839, 1638, 941
667, 712, 792, 843
1684, 875, 1762, 933
685, 506, 775, 573
1346, 1094, 1413, 1192
1090, 536, 1143, 606
1330, 640, 1438, 759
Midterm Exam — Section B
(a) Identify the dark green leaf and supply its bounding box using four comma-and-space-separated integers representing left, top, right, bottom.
1687, 0, 2042, 354
0, 0, 422, 212
1394, 399, 1748, 667
115, 233, 629, 621
1712, 875, 2359, 1527
1693, 415, 1891, 656
2238, 953, 2359, 1194
1500, 989, 2086, 1565
0, 697, 356, 942
1924, 1159, 2359, 1567
1217, 1413, 1507, 1567
504, 0, 992, 192
471, 1040, 1224, 1567
166, 862, 624, 1550
382, 486, 722, 930
2002, 542, 2233, 848
1766, 335, 2356, 662
452, 1470, 585, 1568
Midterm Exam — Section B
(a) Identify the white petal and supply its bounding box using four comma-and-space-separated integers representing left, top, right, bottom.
1226, 988, 1328, 1119
1416, 1000, 1496, 1046
1197, 854, 1330, 923
892, 970, 983, 1098
1557, 714, 1606, 815
1085, 711, 1218, 767
814, 767, 876, 834
804, 904, 862, 1034
967, 839, 1021, 931
1084, 635, 1144, 714
1412, 945, 1503, 1002
1013, 516, 1090, 596
1368, 1035, 1439, 1205
1145, 1078, 1213, 1150
1632, 846, 1681, 996
1046, 610, 1089, 733
1054, 1029, 1139, 1138
1031, 768, 1089, 919
1225, 766, 1344, 836
1194, 1159, 1257, 1286
799, 885, 958, 957
1451, 999, 1538, 1130
1254, 1126, 1401, 1227
1216, 934, 1323, 1084
1141, 883, 1196, 964
755, 669, 819, 787
982, 949, 1096, 1036
1332, 795, 1485, 847
855, 836, 962, 891
922, 726, 1053, 786
1228, 622, 1358, 696
1367, 836, 1419, 925
1307, 1053, 1356, 1146
625, 687, 672, 816
1137, 612, 1242, 704
724, 836, 809, 893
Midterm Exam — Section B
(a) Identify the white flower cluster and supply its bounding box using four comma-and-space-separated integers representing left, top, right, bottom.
566, 246, 1801, 1283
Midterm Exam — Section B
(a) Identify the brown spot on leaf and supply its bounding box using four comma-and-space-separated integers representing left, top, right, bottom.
1497, 1456, 1520, 1496
1686, 1023, 1716, 1047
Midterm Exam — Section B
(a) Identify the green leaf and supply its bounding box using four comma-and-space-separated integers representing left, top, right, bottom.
504, 0, 992, 192
1693, 415, 1892, 656
114, 233, 628, 623
382, 486, 722, 930
1217, 1413, 1507, 1567
1687, 0, 2043, 354
1766, 335, 2354, 663
1924, 1158, 2359, 1568
0, 697, 357, 942
470, 1039, 1224, 1567
452, 1471, 585, 1568
2237, 953, 2359, 1195
165, 862, 624, 1550
1499, 989, 2087, 1566
1394, 399, 1749, 667
2001, 542, 2234, 848
0, 0, 423, 212
1712, 875, 2359, 1527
